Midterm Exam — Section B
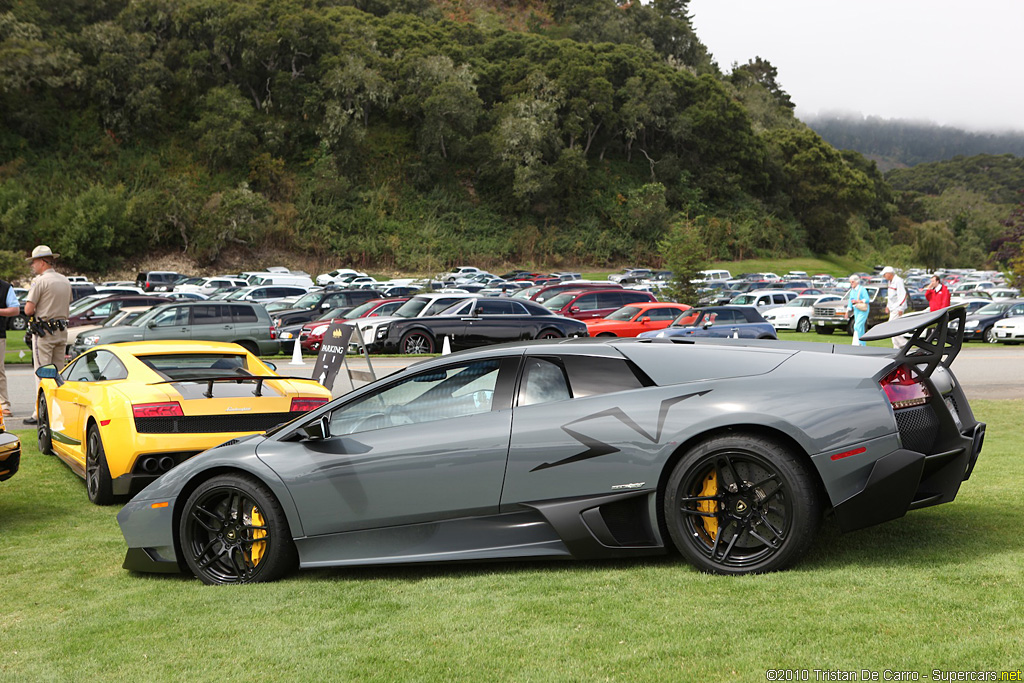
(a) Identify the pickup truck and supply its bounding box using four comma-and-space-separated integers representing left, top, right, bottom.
810, 286, 925, 335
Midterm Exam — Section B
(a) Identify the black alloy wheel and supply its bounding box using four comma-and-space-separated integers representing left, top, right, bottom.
37, 395, 53, 455
179, 474, 297, 585
86, 424, 114, 505
400, 331, 434, 354
797, 317, 811, 333
664, 434, 821, 575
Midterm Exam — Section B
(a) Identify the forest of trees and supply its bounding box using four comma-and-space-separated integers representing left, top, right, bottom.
0, 0, 1021, 280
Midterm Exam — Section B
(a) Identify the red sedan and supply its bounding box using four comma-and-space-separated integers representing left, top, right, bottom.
299, 298, 408, 352
585, 302, 692, 337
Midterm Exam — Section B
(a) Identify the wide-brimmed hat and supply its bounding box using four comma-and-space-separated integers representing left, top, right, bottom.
26, 245, 60, 261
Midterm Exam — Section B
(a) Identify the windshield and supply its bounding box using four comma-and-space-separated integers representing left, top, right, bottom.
671, 310, 702, 327
606, 306, 643, 321
291, 292, 322, 309
130, 305, 169, 327
342, 301, 378, 319
787, 297, 817, 307
542, 293, 578, 310
511, 286, 542, 300
392, 298, 430, 318
225, 289, 249, 300
976, 302, 1011, 315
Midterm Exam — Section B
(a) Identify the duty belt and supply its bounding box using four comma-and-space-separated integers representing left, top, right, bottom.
29, 317, 69, 337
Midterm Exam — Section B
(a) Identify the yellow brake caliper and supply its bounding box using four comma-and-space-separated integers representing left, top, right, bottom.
249, 506, 267, 566
696, 470, 719, 541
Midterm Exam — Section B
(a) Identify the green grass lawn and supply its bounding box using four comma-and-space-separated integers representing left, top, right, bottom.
2, 400, 1021, 680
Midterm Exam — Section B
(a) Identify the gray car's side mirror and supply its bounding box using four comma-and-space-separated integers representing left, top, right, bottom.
302, 414, 331, 440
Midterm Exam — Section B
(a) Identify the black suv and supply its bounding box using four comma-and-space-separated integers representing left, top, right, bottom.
136, 271, 184, 292
270, 288, 383, 328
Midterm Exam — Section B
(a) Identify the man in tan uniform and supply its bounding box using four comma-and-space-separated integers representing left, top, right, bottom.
23, 245, 71, 425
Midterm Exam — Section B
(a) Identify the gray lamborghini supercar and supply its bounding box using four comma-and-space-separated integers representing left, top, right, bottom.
118, 306, 984, 583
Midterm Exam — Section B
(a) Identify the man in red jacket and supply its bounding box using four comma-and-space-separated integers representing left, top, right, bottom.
924, 274, 951, 311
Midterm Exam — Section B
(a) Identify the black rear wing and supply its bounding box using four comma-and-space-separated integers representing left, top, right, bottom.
149, 374, 311, 398
859, 304, 967, 378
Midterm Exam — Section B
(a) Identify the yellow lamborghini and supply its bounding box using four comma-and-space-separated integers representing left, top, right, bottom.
35, 341, 331, 504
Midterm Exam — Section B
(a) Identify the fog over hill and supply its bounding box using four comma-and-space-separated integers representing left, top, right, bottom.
802, 113, 1024, 170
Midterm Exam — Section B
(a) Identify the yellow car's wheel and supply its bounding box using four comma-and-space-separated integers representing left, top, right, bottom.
37, 395, 53, 456
664, 434, 821, 575
86, 425, 114, 505
179, 474, 297, 585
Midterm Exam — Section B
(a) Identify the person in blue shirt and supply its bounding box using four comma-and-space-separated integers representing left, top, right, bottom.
846, 274, 870, 346
0, 278, 21, 416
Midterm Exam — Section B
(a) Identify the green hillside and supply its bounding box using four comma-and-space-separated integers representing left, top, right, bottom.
0, 0, 1020, 280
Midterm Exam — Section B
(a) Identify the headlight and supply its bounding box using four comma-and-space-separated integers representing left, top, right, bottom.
82, 335, 101, 346
964, 321, 979, 329
376, 325, 390, 339
764, 314, 775, 321
311, 324, 329, 336
280, 331, 294, 339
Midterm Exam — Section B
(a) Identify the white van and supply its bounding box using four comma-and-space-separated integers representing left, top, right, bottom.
247, 273, 315, 289
692, 269, 732, 284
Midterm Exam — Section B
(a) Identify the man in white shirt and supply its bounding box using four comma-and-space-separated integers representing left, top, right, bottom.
881, 266, 908, 349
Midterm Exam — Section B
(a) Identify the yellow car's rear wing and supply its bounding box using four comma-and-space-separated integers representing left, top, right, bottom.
149, 375, 314, 398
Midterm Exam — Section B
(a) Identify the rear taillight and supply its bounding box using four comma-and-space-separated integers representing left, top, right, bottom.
880, 366, 930, 409
269, 325, 277, 340
290, 397, 328, 412
133, 402, 184, 418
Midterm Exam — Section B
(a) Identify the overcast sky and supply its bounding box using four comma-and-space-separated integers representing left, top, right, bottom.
687, 0, 1024, 132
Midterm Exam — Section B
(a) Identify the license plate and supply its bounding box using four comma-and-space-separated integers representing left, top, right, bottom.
945, 397, 963, 431
996, 332, 1008, 338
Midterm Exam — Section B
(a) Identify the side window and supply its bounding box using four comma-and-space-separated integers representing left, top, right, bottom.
153, 306, 188, 327
621, 292, 651, 305
508, 301, 530, 315
329, 360, 503, 433
576, 294, 601, 311
230, 305, 259, 323
561, 355, 648, 398
596, 292, 625, 309
193, 305, 227, 324
477, 300, 515, 315
64, 350, 127, 382
773, 294, 788, 305
519, 358, 572, 407
648, 307, 682, 321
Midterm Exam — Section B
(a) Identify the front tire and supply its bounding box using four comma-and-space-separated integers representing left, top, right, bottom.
179, 474, 297, 585
86, 424, 114, 505
815, 326, 834, 335
9, 314, 28, 331
797, 317, 811, 333
983, 326, 996, 344
664, 434, 821, 575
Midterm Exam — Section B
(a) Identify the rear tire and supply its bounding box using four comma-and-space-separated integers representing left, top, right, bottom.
235, 340, 260, 357
86, 424, 114, 505
537, 329, 563, 340
664, 434, 821, 575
